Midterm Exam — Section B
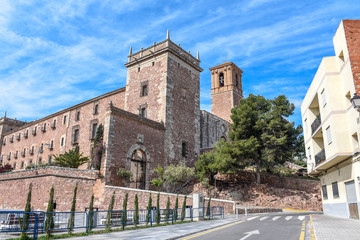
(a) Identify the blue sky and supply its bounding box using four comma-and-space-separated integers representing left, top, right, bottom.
1, 0, 359, 126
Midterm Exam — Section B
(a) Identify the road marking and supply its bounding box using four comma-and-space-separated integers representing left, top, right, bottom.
246, 216, 258, 221
272, 216, 281, 221
259, 216, 268, 221
240, 230, 260, 240
299, 220, 306, 240
181, 217, 259, 240
309, 215, 316, 240
298, 216, 305, 221
285, 216, 293, 221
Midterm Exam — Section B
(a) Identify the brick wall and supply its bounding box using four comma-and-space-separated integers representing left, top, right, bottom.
343, 20, 360, 94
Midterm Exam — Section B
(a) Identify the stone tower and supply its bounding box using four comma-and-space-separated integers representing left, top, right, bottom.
124, 30, 203, 166
210, 62, 243, 122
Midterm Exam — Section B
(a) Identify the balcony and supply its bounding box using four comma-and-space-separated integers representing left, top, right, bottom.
315, 149, 326, 166
311, 116, 321, 135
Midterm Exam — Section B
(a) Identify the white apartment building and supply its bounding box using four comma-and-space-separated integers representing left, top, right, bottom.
301, 20, 360, 219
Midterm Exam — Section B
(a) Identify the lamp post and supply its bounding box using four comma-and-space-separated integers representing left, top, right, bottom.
36, 143, 50, 168
351, 93, 360, 110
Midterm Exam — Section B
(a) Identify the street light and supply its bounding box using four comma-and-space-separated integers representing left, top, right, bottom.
351, 93, 360, 109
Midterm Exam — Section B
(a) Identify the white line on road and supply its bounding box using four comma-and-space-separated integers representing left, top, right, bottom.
298, 216, 305, 221
246, 216, 258, 221
272, 216, 281, 221
239, 230, 260, 240
259, 216, 269, 221
285, 216, 293, 221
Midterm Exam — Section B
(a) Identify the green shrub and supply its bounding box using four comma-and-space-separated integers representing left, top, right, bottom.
106, 192, 115, 230
165, 196, 170, 222
44, 186, 55, 237
174, 195, 179, 222
155, 193, 160, 224
134, 194, 139, 226
181, 196, 187, 221
67, 183, 78, 233
145, 194, 152, 225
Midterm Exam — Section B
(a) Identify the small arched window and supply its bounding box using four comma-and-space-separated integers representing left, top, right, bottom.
235, 74, 239, 87
219, 72, 224, 87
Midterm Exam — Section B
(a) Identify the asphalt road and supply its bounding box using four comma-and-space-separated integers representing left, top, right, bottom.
180, 212, 312, 240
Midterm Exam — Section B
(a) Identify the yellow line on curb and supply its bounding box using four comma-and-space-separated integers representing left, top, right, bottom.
181, 216, 259, 240
283, 208, 308, 212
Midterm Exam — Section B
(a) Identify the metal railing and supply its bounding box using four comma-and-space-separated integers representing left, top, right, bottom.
315, 149, 326, 166
311, 116, 321, 135
0, 206, 224, 239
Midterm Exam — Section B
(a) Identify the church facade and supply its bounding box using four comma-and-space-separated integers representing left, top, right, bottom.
0, 32, 243, 190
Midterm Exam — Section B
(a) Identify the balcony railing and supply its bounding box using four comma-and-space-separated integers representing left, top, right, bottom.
315, 149, 326, 166
311, 116, 321, 135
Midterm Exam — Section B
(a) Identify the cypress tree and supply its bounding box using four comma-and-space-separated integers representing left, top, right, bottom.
134, 194, 139, 226
173, 195, 179, 222
165, 196, 170, 222
88, 194, 94, 230
67, 183, 78, 233
145, 194, 152, 225
181, 195, 187, 221
122, 193, 128, 226
44, 186, 55, 237
156, 193, 160, 224
21, 183, 32, 238
106, 191, 115, 231
206, 197, 211, 218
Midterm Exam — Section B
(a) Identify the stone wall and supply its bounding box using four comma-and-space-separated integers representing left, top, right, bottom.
0, 167, 97, 211
0, 167, 235, 214
200, 110, 229, 149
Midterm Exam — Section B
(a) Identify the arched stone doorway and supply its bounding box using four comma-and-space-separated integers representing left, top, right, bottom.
127, 144, 150, 189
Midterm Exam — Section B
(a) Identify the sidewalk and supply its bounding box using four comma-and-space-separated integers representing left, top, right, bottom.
62, 215, 241, 240
311, 214, 360, 240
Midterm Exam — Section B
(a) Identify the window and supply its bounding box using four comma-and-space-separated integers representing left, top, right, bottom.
94, 104, 99, 115
25, 129, 29, 138
38, 157, 42, 165
61, 137, 64, 147
219, 72, 224, 87
92, 123, 98, 139
141, 107, 146, 118
308, 147, 311, 160
339, 50, 344, 62
48, 155, 52, 164
326, 126, 332, 145
304, 119, 308, 133
73, 129, 79, 144
52, 119, 56, 129
50, 140, 54, 150
30, 146, 34, 155
152, 62, 155, 66
138, 67, 140, 72
322, 185, 328, 199
178, 63, 180, 68
141, 85, 148, 97
21, 162, 24, 169
42, 123, 46, 132
182, 141, 188, 157
75, 110, 80, 121
181, 88, 187, 100
13, 162, 16, 169
235, 74, 239, 87
63, 115, 67, 125
332, 182, 339, 198
2, 138, 6, 146
321, 89, 327, 107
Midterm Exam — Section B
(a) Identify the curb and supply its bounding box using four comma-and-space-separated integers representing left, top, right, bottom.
166, 218, 245, 240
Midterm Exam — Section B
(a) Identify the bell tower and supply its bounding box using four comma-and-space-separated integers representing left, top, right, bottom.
210, 62, 243, 122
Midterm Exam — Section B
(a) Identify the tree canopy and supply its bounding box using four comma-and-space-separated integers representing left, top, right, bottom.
196, 94, 304, 184
53, 146, 89, 168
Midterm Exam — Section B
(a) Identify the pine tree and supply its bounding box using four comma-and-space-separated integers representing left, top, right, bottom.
206, 197, 211, 218
145, 194, 152, 225
88, 194, 94, 230
156, 193, 160, 224
122, 193, 128, 226
44, 186, 55, 237
174, 195, 179, 222
134, 194, 139, 226
67, 183, 78, 233
165, 196, 170, 222
21, 183, 32, 238
106, 191, 115, 231
181, 195, 187, 221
